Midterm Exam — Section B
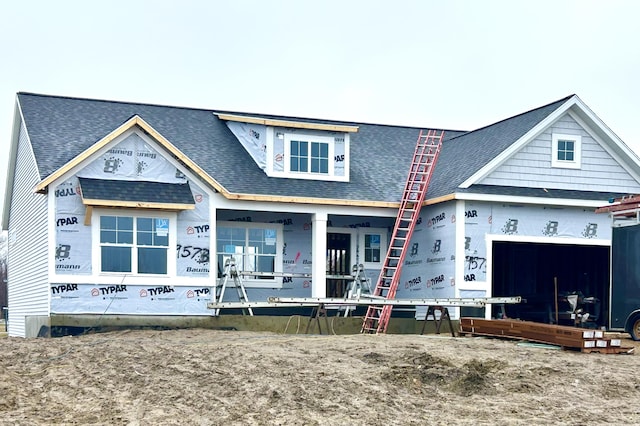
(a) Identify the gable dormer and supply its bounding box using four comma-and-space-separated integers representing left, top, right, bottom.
217, 113, 357, 182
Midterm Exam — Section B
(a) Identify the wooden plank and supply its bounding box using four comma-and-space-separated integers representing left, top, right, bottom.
81, 198, 195, 210
581, 346, 635, 354
215, 113, 359, 133
459, 318, 605, 350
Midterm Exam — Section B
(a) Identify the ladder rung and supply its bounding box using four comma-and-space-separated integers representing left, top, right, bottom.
362, 129, 443, 334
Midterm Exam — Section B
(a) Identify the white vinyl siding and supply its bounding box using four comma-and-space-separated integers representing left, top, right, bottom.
479, 114, 640, 193
6, 121, 49, 337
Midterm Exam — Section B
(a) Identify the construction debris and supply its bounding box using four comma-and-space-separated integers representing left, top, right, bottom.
459, 318, 634, 354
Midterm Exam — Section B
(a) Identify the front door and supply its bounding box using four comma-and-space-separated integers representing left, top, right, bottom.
327, 233, 351, 297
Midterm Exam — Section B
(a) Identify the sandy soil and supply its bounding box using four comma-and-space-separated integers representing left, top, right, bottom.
1, 328, 639, 425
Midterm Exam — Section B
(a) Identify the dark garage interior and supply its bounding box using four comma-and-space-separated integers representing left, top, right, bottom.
492, 241, 610, 328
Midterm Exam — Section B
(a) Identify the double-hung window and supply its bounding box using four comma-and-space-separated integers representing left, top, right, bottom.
100, 215, 170, 274
551, 133, 582, 169
216, 222, 283, 286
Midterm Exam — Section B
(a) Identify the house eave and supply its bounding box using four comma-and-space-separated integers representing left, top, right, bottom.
215, 113, 359, 133
453, 191, 609, 208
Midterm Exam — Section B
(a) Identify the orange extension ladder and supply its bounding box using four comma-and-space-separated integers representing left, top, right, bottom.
361, 129, 444, 334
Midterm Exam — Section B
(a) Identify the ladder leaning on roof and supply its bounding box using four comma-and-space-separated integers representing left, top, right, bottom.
215, 257, 253, 316
361, 129, 444, 334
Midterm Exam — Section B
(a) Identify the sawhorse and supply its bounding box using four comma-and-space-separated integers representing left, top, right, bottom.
420, 305, 456, 337
305, 303, 330, 334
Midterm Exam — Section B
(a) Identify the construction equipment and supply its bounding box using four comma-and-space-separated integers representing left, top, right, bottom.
362, 129, 444, 334
341, 264, 372, 317
420, 306, 455, 337
215, 257, 253, 316
207, 296, 522, 310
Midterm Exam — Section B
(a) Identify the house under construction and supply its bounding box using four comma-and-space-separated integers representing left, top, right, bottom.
3, 92, 640, 337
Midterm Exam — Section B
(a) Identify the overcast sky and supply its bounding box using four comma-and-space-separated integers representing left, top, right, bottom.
1, 0, 639, 223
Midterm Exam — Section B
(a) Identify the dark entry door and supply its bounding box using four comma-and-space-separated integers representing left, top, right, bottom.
327, 233, 351, 298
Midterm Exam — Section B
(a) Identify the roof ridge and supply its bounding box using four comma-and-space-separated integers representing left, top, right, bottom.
16, 91, 466, 131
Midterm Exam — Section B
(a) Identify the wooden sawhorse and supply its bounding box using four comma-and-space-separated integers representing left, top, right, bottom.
305, 303, 331, 334
420, 305, 456, 337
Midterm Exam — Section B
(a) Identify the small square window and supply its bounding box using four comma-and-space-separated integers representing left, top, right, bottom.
551, 133, 581, 169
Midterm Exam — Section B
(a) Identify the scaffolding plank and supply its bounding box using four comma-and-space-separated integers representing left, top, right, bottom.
270, 296, 521, 307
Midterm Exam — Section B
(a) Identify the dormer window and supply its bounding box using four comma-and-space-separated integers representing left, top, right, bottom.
552, 133, 581, 169
272, 131, 348, 181
287, 135, 331, 175
220, 113, 355, 182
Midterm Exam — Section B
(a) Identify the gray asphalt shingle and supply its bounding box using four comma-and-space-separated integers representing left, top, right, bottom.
18, 92, 598, 204
78, 178, 195, 205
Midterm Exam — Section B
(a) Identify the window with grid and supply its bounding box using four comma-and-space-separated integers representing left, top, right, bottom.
551, 133, 581, 169
216, 224, 280, 281
289, 139, 329, 174
364, 233, 382, 263
556, 139, 575, 161
100, 215, 169, 274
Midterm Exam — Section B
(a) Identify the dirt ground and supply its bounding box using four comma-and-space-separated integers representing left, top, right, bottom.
1, 328, 639, 426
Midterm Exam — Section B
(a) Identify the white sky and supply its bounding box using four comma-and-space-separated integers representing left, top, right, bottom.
1, 0, 639, 222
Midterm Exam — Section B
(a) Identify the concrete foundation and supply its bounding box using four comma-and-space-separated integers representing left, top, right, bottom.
49, 313, 459, 336
25, 315, 51, 338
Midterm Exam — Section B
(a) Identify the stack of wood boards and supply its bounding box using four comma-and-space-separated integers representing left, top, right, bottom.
459, 318, 634, 354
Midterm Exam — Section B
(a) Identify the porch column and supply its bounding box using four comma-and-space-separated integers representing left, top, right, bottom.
311, 211, 328, 298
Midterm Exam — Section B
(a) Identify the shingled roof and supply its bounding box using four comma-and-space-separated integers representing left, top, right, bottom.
16, 92, 586, 205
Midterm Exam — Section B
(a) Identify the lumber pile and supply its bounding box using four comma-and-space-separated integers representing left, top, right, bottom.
459, 318, 634, 354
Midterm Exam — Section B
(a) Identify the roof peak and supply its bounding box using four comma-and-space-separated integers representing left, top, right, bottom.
446, 94, 575, 141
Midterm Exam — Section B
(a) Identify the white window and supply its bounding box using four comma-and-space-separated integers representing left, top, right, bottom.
359, 228, 388, 269
98, 213, 175, 275
551, 133, 582, 169
268, 131, 350, 182
216, 222, 284, 287
285, 134, 333, 176
289, 139, 329, 174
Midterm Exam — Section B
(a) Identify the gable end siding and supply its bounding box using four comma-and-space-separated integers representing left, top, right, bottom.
479, 114, 640, 193
7, 120, 50, 337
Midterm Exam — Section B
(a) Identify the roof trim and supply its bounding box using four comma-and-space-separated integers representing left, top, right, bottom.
453, 191, 607, 208
2, 98, 25, 230
81, 198, 195, 210
459, 96, 576, 188
33, 115, 228, 195
215, 113, 359, 133
221, 191, 398, 207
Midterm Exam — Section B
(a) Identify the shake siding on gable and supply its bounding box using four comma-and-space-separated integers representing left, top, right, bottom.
7, 121, 49, 337
479, 114, 640, 193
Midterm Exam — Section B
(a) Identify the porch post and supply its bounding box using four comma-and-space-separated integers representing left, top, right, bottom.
311, 211, 328, 298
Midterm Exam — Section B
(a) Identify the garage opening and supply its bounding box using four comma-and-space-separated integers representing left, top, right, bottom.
492, 241, 610, 328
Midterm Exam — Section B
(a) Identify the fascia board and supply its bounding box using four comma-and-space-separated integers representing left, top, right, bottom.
454, 191, 607, 208
33, 115, 142, 193
459, 96, 577, 189
215, 113, 359, 133
567, 109, 640, 184
573, 96, 640, 163
81, 198, 195, 210
2, 98, 28, 230
32, 116, 230, 197
569, 96, 640, 176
